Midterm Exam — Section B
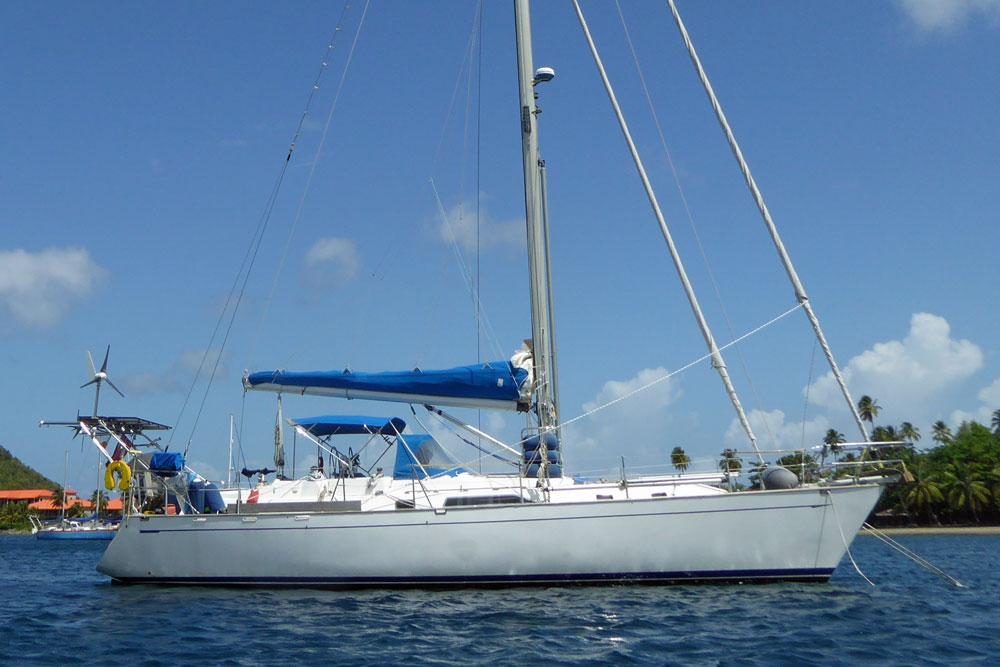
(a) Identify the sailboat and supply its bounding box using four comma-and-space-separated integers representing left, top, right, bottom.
96, 0, 894, 586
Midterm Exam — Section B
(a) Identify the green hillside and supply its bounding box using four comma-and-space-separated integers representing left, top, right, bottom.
0, 445, 58, 490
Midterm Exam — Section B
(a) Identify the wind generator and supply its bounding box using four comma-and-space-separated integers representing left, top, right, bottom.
81, 345, 124, 417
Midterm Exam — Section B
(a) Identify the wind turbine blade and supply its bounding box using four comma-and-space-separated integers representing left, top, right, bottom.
100, 345, 111, 373
105, 377, 125, 398
80, 378, 98, 389
86, 350, 97, 380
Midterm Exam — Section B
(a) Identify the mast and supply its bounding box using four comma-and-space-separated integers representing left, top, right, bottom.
95, 452, 101, 518
513, 0, 558, 441
60, 450, 68, 523
665, 0, 869, 442
228, 414, 234, 487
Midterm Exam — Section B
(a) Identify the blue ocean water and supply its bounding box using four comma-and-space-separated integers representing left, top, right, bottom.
1, 534, 998, 665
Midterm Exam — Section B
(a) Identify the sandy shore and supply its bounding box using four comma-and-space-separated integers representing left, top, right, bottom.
860, 525, 1000, 536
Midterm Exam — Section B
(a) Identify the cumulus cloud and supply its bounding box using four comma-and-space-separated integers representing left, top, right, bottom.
0, 247, 107, 328
896, 0, 1000, 32
120, 348, 228, 395
807, 313, 982, 418
725, 409, 831, 452
565, 367, 683, 469
979, 377, 1000, 406
304, 237, 360, 289
436, 203, 524, 254
950, 376, 1000, 426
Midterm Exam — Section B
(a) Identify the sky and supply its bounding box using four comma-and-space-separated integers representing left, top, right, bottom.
1, 0, 998, 493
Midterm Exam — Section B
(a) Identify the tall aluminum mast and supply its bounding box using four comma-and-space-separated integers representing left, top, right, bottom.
513, 0, 558, 440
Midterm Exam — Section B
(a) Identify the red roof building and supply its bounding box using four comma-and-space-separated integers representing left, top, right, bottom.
28, 498, 93, 512
0, 489, 56, 506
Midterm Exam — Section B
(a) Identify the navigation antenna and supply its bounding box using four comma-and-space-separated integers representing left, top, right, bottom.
81, 345, 124, 417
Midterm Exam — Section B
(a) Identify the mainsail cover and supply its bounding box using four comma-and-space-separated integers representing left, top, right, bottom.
246, 362, 530, 411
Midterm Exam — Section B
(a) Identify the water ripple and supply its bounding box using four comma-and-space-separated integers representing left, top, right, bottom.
1, 535, 998, 665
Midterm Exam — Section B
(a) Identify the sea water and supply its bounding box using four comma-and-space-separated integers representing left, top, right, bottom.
1, 534, 998, 665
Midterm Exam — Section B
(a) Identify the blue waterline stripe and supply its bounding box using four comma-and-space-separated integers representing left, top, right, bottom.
111, 567, 835, 587
136, 501, 827, 535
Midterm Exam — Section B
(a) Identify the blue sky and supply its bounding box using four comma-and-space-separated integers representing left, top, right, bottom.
2, 0, 998, 491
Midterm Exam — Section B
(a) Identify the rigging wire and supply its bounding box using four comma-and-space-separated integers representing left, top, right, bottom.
345, 4, 487, 367
829, 491, 875, 586
247, 0, 371, 369
475, 1, 485, 471
428, 178, 508, 365
614, 0, 777, 448
560, 302, 804, 430
171, 1, 356, 455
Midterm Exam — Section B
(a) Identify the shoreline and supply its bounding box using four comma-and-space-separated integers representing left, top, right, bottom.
859, 525, 1000, 536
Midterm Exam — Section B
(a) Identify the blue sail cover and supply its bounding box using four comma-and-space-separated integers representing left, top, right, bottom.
393, 434, 469, 479
290, 415, 406, 437
247, 362, 529, 411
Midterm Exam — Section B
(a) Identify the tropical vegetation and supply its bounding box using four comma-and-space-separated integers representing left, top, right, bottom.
717, 396, 1000, 526
671, 446, 691, 472
0, 444, 60, 530
833, 398, 1000, 527
0, 445, 59, 491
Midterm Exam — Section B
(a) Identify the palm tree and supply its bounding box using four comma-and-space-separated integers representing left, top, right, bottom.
899, 422, 920, 443
902, 461, 943, 525
777, 452, 819, 482
989, 462, 1000, 507
823, 429, 846, 455
49, 486, 65, 511
671, 446, 691, 472
943, 463, 990, 524
992, 409, 1000, 436
718, 449, 742, 473
931, 420, 953, 445
66, 500, 87, 519
857, 395, 881, 426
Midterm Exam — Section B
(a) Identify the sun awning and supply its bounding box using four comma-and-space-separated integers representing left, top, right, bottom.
288, 415, 406, 437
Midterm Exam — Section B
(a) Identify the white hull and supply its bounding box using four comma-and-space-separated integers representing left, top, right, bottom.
97, 483, 881, 586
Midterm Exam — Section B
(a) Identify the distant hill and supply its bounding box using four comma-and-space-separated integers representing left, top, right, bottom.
0, 445, 58, 490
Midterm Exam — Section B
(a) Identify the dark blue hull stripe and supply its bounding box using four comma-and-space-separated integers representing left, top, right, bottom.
110, 568, 834, 588
36, 531, 116, 541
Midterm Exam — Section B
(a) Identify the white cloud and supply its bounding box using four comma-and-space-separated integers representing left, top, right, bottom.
0, 247, 107, 328
978, 377, 1000, 406
896, 0, 1000, 32
950, 376, 1000, 426
807, 313, 982, 418
436, 203, 524, 254
304, 237, 360, 289
725, 409, 831, 452
121, 348, 228, 395
566, 367, 683, 470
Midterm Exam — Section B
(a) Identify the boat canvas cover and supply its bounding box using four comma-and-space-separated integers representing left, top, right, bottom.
289, 415, 406, 437
393, 434, 469, 479
247, 362, 529, 411
149, 452, 184, 474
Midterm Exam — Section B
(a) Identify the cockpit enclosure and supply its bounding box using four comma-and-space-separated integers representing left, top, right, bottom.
393, 434, 471, 480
